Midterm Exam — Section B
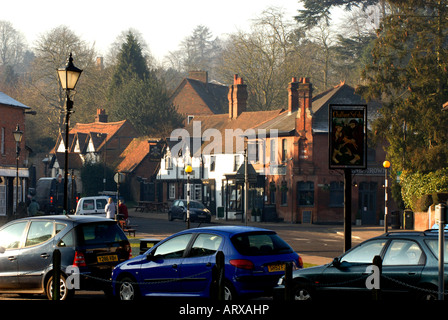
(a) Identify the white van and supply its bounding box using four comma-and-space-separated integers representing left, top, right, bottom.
75, 196, 110, 217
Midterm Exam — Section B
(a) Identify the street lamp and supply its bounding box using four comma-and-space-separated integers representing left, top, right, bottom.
57, 53, 82, 214
13, 124, 23, 216
185, 165, 193, 229
383, 160, 391, 233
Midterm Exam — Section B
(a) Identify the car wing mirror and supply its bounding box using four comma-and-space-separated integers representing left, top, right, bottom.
332, 257, 340, 268
0, 246, 5, 254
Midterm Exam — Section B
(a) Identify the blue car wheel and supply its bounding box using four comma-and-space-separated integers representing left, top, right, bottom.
117, 276, 139, 301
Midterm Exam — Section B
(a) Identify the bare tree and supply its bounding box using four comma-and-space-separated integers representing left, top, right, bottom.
0, 20, 26, 67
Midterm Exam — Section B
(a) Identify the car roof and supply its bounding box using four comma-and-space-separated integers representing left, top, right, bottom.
182, 225, 274, 236
10, 215, 113, 224
79, 196, 110, 200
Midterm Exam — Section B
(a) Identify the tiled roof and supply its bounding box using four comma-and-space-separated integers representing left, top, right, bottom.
170, 78, 228, 115
255, 83, 378, 134
116, 138, 150, 172
181, 109, 284, 154
70, 120, 128, 151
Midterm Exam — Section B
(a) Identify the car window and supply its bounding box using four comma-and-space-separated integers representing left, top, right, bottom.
25, 221, 54, 247
78, 222, 127, 245
231, 232, 293, 256
83, 199, 94, 210
58, 230, 74, 247
56, 223, 66, 234
178, 201, 184, 207
96, 199, 107, 210
189, 234, 222, 257
0, 221, 27, 249
189, 202, 205, 209
173, 200, 179, 206
341, 240, 387, 263
383, 240, 424, 266
425, 239, 448, 263
153, 234, 192, 259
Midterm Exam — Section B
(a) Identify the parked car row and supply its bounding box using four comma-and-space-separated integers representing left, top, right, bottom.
0, 215, 300, 300
275, 229, 448, 301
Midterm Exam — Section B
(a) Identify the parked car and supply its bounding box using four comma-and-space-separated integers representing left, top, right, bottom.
275, 230, 448, 301
0, 215, 131, 300
112, 225, 302, 300
168, 199, 211, 223
75, 196, 110, 217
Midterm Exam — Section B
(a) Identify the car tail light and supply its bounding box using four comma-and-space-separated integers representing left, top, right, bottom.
73, 251, 86, 267
125, 244, 132, 259
297, 256, 303, 269
230, 259, 254, 270
50, 196, 53, 204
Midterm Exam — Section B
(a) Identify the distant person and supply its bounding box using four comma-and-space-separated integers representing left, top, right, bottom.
118, 200, 129, 224
28, 198, 40, 216
105, 197, 116, 219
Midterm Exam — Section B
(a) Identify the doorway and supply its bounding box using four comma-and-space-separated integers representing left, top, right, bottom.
358, 182, 377, 225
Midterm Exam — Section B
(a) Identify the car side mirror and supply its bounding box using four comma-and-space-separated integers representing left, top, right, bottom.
0, 246, 5, 254
332, 257, 340, 268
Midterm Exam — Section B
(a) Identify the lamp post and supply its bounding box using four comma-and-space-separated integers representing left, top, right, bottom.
383, 160, 391, 233
57, 53, 82, 214
13, 124, 23, 216
185, 165, 193, 229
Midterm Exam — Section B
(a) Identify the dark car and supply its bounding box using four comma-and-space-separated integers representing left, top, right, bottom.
0, 215, 131, 300
275, 230, 448, 301
112, 226, 302, 300
168, 199, 211, 223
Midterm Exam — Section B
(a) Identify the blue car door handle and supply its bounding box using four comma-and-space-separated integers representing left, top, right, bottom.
41, 253, 50, 259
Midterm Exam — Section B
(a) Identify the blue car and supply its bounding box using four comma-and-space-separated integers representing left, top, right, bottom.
112, 226, 302, 300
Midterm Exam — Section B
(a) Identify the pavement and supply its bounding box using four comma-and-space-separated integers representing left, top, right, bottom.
128, 209, 390, 266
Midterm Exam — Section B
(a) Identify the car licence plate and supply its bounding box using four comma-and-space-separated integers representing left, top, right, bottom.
97, 255, 118, 263
267, 263, 285, 272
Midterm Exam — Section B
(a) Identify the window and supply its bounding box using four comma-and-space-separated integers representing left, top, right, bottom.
0, 221, 27, 249
282, 139, 287, 161
25, 221, 54, 247
426, 239, 448, 263
165, 155, 172, 170
1, 127, 4, 155
270, 139, 277, 164
83, 199, 95, 210
383, 240, 424, 266
78, 223, 127, 245
281, 181, 288, 206
298, 181, 314, 206
231, 232, 293, 256
96, 199, 107, 210
329, 181, 344, 207
210, 156, 216, 172
188, 234, 222, 257
233, 155, 240, 172
341, 240, 387, 263
169, 183, 176, 199
153, 234, 192, 259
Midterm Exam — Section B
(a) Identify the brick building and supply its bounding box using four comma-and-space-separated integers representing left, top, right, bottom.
0, 92, 32, 218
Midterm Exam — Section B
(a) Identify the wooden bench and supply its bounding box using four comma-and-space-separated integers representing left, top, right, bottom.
118, 220, 137, 237
123, 228, 136, 237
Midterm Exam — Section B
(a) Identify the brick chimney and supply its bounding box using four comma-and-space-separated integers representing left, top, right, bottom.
296, 77, 312, 132
95, 108, 108, 123
288, 77, 299, 114
188, 70, 208, 84
228, 74, 247, 119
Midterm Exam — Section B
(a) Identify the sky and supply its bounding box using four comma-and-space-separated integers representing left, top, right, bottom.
0, 0, 303, 62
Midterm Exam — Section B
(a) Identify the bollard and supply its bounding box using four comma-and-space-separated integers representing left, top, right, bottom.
52, 249, 61, 300
284, 262, 293, 301
216, 251, 225, 301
